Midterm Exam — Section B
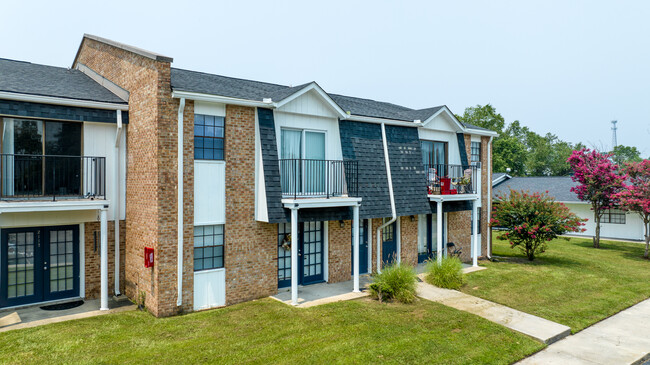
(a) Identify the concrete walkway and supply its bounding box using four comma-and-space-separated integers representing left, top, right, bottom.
518, 298, 650, 365
0, 298, 135, 333
416, 276, 571, 344
272, 275, 371, 308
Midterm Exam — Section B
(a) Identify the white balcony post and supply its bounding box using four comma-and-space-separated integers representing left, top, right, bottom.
100, 207, 109, 310
472, 199, 479, 267
291, 207, 299, 306
352, 204, 360, 293
437, 200, 443, 264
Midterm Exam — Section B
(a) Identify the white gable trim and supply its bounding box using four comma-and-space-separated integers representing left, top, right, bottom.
275, 82, 347, 119
421, 106, 464, 131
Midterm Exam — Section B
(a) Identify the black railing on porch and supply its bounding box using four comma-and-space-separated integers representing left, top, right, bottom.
424, 163, 479, 195
279, 159, 358, 199
0, 154, 106, 200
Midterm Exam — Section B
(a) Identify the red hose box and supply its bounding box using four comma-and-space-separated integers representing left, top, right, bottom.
144, 247, 154, 268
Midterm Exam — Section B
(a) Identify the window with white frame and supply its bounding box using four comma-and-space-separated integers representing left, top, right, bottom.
601, 209, 626, 224
193, 225, 224, 271
471, 141, 481, 164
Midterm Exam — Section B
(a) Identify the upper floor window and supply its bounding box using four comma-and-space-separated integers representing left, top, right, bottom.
471, 142, 481, 164
421, 140, 447, 166
194, 114, 224, 160
602, 209, 626, 224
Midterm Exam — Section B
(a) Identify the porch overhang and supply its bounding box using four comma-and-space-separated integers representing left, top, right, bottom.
428, 194, 479, 202
0, 199, 110, 214
282, 197, 362, 209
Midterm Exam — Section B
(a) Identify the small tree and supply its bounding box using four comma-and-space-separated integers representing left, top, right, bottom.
567, 148, 626, 248
491, 189, 585, 261
616, 160, 650, 259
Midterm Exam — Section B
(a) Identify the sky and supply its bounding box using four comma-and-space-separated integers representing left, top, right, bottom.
2, 0, 649, 156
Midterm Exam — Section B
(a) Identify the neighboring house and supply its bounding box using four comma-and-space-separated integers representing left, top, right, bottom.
492, 175, 645, 242
0, 34, 496, 317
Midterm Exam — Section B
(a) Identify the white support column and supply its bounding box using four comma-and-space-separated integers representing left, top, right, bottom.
100, 208, 109, 310
436, 201, 443, 264
352, 205, 360, 293
290, 207, 299, 306
472, 199, 479, 267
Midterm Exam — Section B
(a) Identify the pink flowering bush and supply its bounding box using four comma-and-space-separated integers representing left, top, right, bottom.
615, 160, 650, 258
491, 189, 586, 261
567, 148, 626, 248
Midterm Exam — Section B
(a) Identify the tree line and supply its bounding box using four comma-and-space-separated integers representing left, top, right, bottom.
456, 104, 644, 176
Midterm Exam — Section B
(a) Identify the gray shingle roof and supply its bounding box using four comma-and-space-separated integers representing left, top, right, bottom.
0, 58, 126, 104
171, 67, 460, 124
492, 176, 582, 202
492, 172, 508, 183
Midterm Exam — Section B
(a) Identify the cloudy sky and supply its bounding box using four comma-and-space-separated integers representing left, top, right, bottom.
2, 1, 648, 155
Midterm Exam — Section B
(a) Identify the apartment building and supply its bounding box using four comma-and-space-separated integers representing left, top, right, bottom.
0, 34, 496, 316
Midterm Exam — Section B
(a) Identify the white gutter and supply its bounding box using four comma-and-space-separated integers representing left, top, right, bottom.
465, 128, 498, 137
177, 98, 185, 307
376, 123, 397, 272
114, 110, 123, 295
0, 91, 129, 111
487, 136, 493, 259
346, 114, 421, 128
172, 90, 272, 108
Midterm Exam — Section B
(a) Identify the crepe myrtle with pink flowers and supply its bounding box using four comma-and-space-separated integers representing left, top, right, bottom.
568, 148, 627, 248
491, 189, 586, 261
615, 160, 650, 259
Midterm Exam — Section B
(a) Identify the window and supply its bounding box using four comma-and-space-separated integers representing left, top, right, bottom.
194, 114, 225, 160
421, 140, 447, 167
471, 142, 481, 164
280, 129, 326, 195
193, 225, 224, 271
602, 209, 626, 224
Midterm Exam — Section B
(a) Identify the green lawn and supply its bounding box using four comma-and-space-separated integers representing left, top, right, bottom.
463, 233, 650, 332
0, 298, 542, 364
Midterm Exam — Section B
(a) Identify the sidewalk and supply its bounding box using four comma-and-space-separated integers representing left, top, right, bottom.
518, 298, 650, 365
416, 275, 571, 344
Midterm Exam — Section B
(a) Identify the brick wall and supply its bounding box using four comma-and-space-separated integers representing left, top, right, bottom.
224, 105, 277, 305
446, 211, 472, 262
328, 220, 351, 284
75, 38, 193, 316
399, 216, 418, 266
84, 220, 126, 299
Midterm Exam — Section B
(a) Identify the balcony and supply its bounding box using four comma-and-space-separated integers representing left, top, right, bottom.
0, 154, 106, 201
424, 163, 479, 196
279, 159, 358, 199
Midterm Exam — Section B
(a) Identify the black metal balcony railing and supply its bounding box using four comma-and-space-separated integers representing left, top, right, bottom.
280, 159, 358, 199
424, 163, 479, 195
0, 154, 106, 200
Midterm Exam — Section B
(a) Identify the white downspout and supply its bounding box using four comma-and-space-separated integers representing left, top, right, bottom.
114, 110, 123, 296
177, 98, 185, 307
376, 123, 397, 273
487, 136, 493, 259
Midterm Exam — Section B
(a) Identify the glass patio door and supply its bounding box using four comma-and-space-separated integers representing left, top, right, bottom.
280, 129, 326, 196
0, 225, 79, 308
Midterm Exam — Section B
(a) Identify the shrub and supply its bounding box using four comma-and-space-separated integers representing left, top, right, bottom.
492, 189, 586, 260
425, 257, 466, 289
369, 262, 417, 303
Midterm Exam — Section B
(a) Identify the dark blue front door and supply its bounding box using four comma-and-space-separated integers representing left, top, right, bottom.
300, 222, 324, 285
382, 219, 397, 265
277, 222, 324, 288
351, 220, 369, 275
0, 225, 79, 308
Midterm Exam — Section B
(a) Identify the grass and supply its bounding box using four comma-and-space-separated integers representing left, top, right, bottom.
462, 232, 650, 332
0, 298, 542, 364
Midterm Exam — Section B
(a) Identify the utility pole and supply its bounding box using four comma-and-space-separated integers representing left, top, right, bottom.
611, 120, 618, 150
